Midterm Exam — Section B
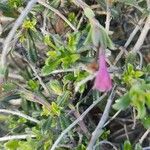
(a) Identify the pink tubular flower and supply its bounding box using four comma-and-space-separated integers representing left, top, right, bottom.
93, 49, 112, 92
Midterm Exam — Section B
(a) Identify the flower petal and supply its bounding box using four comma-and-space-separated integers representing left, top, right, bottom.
93, 50, 112, 92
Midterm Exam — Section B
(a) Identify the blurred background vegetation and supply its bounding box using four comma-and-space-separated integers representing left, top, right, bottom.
0, 0, 150, 149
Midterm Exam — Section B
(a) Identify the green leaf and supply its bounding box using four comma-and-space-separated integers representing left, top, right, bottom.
41, 117, 52, 134
121, 0, 137, 5
63, 73, 76, 84
136, 102, 146, 119
127, 63, 134, 73
61, 54, 80, 68
47, 51, 58, 58
50, 102, 62, 116
123, 140, 132, 150
59, 115, 71, 130
8, 0, 23, 8
99, 27, 115, 49
42, 60, 61, 76
84, 7, 95, 19
49, 80, 63, 96
4, 140, 19, 150
145, 92, 150, 108
18, 141, 33, 150
44, 35, 57, 50
83, 26, 92, 45
67, 33, 80, 53
113, 93, 131, 110
125, 52, 137, 65
141, 116, 150, 129
27, 80, 39, 91
0, 3, 18, 17
134, 71, 144, 78
41, 106, 51, 116
134, 143, 142, 150
0, 67, 7, 76
22, 19, 37, 31
57, 91, 71, 106
44, 139, 52, 150
76, 144, 86, 150
2, 82, 16, 92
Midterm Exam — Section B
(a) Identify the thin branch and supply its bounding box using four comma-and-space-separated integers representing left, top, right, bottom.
41, 65, 120, 76
105, 0, 111, 33
104, 110, 121, 127
0, 16, 14, 23
132, 15, 150, 52
143, 146, 150, 150
147, 0, 150, 8
87, 85, 116, 150
0, 134, 36, 142
93, 140, 118, 150
124, 124, 129, 140
132, 108, 136, 129
137, 51, 143, 69
139, 129, 150, 144
77, 13, 84, 30
1, 0, 38, 69
27, 62, 50, 96
8, 73, 24, 81
124, 17, 145, 48
19, 88, 51, 111
0, 109, 40, 124
50, 93, 107, 150
38, 0, 77, 32
69, 104, 90, 138
75, 73, 96, 92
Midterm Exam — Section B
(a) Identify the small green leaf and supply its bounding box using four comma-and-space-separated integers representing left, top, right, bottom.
8, 0, 23, 8
135, 143, 142, 150
27, 80, 39, 91
41, 106, 51, 116
83, 26, 92, 45
76, 144, 86, 150
61, 54, 80, 68
134, 71, 144, 78
145, 92, 150, 108
0, 67, 7, 76
59, 115, 71, 130
84, 7, 95, 19
99, 27, 115, 49
4, 140, 19, 150
123, 140, 132, 150
22, 19, 37, 31
47, 51, 58, 58
142, 116, 150, 129
44, 35, 57, 50
113, 93, 131, 110
127, 63, 134, 73
49, 80, 63, 96
2, 82, 16, 92
42, 60, 61, 76
50, 102, 62, 117
136, 102, 146, 119
125, 52, 137, 65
